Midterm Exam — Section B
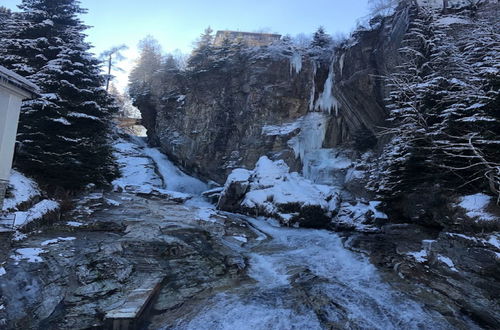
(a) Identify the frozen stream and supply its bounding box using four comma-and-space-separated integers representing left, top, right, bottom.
170, 217, 452, 330
0, 135, 457, 329
114, 136, 453, 330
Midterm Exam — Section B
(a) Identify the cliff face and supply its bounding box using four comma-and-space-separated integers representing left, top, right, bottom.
138, 49, 317, 183
137, 10, 410, 184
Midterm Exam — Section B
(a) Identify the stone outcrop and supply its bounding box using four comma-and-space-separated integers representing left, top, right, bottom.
217, 156, 340, 228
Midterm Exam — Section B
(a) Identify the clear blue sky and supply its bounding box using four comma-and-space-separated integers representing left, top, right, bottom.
3, 0, 371, 89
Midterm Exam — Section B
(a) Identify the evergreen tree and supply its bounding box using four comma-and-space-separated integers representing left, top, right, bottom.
128, 35, 162, 99
310, 26, 332, 49
0, 0, 118, 190
187, 26, 215, 69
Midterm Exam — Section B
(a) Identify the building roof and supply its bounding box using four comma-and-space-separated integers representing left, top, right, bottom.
0, 65, 39, 98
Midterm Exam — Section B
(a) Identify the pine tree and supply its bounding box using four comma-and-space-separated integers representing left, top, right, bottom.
0, 0, 118, 190
128, 35, 162, 99
310, 26, 332, 49
187, 26, 215, 69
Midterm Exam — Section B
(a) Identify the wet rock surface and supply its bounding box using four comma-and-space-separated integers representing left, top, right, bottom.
0, 192, 260, 329
344, 224, 500, 329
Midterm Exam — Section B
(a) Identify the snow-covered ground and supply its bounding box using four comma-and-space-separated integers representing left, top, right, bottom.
2, 170, 60, 230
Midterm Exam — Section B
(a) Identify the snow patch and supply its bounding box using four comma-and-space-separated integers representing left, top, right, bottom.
407, 249, 428, 263
11, 248, 44, 263
14, 200, 59, 228
41, 237, 76, 246
437, 255, 458, 272
2, 170, 40, 211
458, 193, 497, 221
195, 207, 217, 222
66, 221, 83, 227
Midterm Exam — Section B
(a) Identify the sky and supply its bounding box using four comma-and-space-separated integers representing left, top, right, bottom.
3, 0, 371, 91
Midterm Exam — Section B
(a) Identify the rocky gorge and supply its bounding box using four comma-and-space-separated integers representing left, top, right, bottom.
0, 0, 498, 329
130, 1, 500, 328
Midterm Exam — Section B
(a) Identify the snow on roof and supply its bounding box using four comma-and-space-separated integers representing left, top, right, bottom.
0, 65, 39, 97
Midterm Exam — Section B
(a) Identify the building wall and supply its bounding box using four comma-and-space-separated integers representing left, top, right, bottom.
0, 88, 22, 183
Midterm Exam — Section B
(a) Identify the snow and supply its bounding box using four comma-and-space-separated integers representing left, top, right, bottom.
41, 237, 76, 246
52, 117, 71, 125
195, 207, 217, 222
417, 0, 474, 9
224, 169, 251, 187
261, 121, 300, 136
289, 52, 302, 74
142, 146, 207, 195
14, 199, 59, 228
0, 65, 39, 92
437, 255, 458, 272
112, 139, 163, 192
66, 221, 83, 227
458, 193, 497, 221
67, 112, 100, 121
224, 156, 340, 224
0, 267, 6, 276
2, 170, 40, 211
105, 198, 121, 206
407, 249, 428, 263
176, 95, 186, 103
435, 16, 470, 26
486, 234, 500, 249
233, 235, 248, 243
11, 248, 44, 263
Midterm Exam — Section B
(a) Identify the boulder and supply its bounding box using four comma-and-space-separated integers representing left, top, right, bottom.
217, 156, 340, 228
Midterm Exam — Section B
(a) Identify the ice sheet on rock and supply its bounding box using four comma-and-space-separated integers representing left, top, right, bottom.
289, 52, 302, 75
142, 146, 207, 195
2, 170, 40, 211
261, 121, 300, 136
458, 193, 497, 221
11, 248, 45, 263
112, 139, 163, 191
313, 62, 339, 114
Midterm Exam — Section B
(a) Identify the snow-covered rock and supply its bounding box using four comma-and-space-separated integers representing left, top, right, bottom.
217, 156, 340, 228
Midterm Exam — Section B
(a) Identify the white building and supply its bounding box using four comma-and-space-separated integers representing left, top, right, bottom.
0, 66, 39, 209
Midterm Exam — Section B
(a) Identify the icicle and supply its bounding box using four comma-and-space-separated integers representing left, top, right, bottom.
289, 52, 302, 75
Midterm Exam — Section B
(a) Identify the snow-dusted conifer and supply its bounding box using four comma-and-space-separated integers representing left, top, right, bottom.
0, 0, 118, 189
